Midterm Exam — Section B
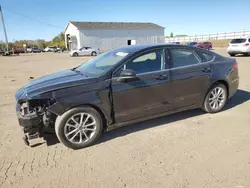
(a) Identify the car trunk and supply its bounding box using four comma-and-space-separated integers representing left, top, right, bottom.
229, 38, 247, 51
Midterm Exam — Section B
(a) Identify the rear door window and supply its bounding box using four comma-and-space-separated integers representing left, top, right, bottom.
169, 48, 201, 68
230, 38, 246, 43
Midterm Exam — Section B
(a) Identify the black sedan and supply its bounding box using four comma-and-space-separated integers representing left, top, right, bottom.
15, 44, 239, 149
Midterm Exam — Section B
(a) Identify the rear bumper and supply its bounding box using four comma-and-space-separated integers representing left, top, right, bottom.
227, 51, 250, 54
227, 47, 250, 54
229, 77, 239, 98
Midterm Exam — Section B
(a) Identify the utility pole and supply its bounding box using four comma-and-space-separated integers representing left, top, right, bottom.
0, 5, 9, 53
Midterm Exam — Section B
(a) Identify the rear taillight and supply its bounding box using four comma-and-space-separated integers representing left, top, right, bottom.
232, 61, 238, 69
244, 43, 249, 46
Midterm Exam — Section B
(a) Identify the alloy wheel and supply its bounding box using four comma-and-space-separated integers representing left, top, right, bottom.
208, 87, 226, 110
64, 113, 97, 144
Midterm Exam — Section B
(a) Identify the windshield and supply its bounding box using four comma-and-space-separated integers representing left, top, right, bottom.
79, 47, 86, 50
75, 50, 129, 77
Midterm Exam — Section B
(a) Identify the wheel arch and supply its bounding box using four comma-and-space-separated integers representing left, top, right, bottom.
80, 103, 107, 130
211, 80, 229, 98
49, 102, 109, 130
204, 79, 229, 101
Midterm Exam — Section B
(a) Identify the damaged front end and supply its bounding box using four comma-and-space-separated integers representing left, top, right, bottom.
16, 98, 57, 146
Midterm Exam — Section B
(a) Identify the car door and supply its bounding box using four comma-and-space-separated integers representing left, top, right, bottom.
111, 48, 172, 123
83, 47, 92, 55
78, 47, 86, 56
168, 47, 211, 109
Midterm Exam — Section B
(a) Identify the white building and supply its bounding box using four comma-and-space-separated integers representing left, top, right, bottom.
64, 21, 165, 51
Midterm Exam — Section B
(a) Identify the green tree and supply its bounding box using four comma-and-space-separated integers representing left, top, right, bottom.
51, 32, 65, 48
2, 31, 65, 50
170, 32, 174, 37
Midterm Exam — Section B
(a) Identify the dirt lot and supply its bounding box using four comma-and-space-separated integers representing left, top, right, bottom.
0, 49, 250, 188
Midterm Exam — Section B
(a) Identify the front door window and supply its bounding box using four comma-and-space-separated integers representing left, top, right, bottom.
125, 50, 164, 74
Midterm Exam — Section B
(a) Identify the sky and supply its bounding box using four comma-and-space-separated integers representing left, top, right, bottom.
0, 0, 249, 41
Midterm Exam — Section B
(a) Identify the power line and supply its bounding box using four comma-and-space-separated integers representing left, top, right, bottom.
2, 6, 64, 29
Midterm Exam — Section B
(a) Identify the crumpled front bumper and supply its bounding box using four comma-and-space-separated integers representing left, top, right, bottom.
16, 103, 43, 145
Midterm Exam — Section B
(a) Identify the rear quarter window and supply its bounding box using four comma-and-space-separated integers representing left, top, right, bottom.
196, 50, 214, 62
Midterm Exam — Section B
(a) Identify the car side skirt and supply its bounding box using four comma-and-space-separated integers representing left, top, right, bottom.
106, 104, 198, 132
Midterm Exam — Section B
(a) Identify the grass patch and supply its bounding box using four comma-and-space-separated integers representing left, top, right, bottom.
210, 39, 231, 48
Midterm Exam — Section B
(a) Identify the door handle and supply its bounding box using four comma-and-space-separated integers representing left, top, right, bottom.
155, 74, 168, 80
201, 67, 211, 73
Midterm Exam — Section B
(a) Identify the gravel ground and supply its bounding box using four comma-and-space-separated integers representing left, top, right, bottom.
0, 49, 249, 188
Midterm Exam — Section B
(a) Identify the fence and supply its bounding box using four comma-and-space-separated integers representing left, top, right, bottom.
165, 30, 250, 43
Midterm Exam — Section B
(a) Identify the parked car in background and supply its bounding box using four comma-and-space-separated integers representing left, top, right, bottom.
44, 46, 58, 52
227, 37, 250, 56
70, 47, 100, 57
15, 44, 239, 149
26, 48, 32, 53
186, 42, 198, 46
171, 42, 180, 44
9, 48, 25, 55
194, 42, 212, 50
0, 49, 5, 56
30, 48, 42, 53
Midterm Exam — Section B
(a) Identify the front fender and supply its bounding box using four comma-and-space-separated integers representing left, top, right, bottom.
47, 81, 113, 125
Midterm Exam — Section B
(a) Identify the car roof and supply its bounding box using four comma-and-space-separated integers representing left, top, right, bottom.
113, 43, 220, 57
115, 44, 186, 53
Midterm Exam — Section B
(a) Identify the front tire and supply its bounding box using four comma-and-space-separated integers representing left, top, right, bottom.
55, 106, 103, 149
229, 53, 235, 57
73, 52, 78, 57
202, 84, 228, 113
91, 51, 97, 56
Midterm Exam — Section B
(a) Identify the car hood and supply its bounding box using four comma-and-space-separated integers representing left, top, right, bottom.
15, 69, 95, 100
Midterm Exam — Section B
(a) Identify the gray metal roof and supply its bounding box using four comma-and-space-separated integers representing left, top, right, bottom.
68, 21, 165, 30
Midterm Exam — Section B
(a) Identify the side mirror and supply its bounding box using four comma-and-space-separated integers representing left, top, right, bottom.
117, 69, 136, 82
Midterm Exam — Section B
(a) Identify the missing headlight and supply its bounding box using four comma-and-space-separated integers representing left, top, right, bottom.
19, 99, 56, 116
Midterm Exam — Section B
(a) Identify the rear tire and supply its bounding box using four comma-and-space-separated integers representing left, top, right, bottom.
55, 106, 103, 149
229, 53, 235, 57
91, 51, 97, 56
202, 84, 228, 113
